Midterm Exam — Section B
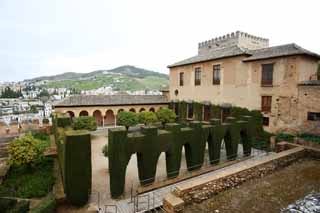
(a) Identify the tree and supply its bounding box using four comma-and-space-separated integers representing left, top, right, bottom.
29, 105, 38, 113
156, 108, 176, 128
0, 87, 22, 98
117, 111, 138, 130
72, 116, 97, 131
8, 133, 46, 166
137, 111, 158, 126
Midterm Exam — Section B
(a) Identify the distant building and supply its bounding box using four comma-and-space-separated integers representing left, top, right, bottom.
168, 31, 320, 133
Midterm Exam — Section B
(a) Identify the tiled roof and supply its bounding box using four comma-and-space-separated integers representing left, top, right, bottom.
53, 95, 169, 107
168, 43, 320, 67
243, 43, 320, 62
167, 46, 248, 68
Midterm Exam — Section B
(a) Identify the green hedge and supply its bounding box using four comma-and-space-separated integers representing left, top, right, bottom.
52, 113, 92, 206
30, 195, 56, 213
108, 112, 255, 198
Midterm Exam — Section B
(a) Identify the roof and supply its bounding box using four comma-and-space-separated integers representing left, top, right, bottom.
167, 46, 248, 68
168, 43, 320, 67
298, 80, 320, 86
53, 95, 169, 107
243, 43, 320, 62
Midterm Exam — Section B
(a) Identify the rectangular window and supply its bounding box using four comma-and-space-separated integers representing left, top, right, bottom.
261, 96, 272, 113
263, 117, 270, 126
213, 64, 221, 85
307, 112, 320, 121
203, 105, 211, 121
179, 72, 184, 86
188, 103, 193, 119
195, 68, 201, 86
261, 64, 273, 86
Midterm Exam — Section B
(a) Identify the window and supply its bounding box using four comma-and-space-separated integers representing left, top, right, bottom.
195, 68, 201, 86
179, 72, 184, 86
263, 117, 270, 126
213, 64, 221, 85
203, 105, 211, 121
187, 103, 193, 119
261, 96, 272, 113
261, 64, 274, 86
307, 112, 320, 121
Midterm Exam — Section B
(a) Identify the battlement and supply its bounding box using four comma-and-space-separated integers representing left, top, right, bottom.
198, 31, 269, 55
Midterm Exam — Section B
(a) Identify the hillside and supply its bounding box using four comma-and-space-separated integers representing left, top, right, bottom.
27, 65, 169, 91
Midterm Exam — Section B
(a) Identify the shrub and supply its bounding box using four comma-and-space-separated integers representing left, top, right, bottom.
72, 116, 97, 131
8, 134, 47, 166
30, 194, 56, 213
0, 198, 17, 212
299, 133, 320, 144
276, 133, 295, 142
117, 111, 138, 130
156, 108, 176, 127
102, 144, 108, 157
8, 200, 30, 213
137, 111, 158, 126
42, 118, 49, 124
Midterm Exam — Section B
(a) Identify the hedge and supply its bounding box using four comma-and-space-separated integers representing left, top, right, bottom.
29, 195, 56, 213
108, 113, 254, 198
52, 113, 91, 206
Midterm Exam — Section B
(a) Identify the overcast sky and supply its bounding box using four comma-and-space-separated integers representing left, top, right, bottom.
0, 0, 319, 82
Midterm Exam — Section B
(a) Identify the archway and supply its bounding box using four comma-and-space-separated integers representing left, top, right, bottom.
139, 108, 145, 112
79, 110, 89, 117
118, 109, 124, 114
129, 108, 136, 113
93, 110, 103, 126
149, 107, 155, 112
105, 110, 115, 126
66, 111, 75, 119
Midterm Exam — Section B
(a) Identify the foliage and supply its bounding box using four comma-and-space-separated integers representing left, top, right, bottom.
253, 131, 273, 151
117, 111, 138, 130
29, 105, 38, 113
299, 133, 320, 144
0, 157, 55, 198
72, 116, 97, 131
156, 108, 176, 127
102, 144, 108, 157
0, 198, 17, 212
276, 133, 295, 142
193, 102, 203, 121
38, 89, 50, 97
0, 87, 22, 99
7, 200, 30, 213
42, 118, 49, 124
138, 111, 158, 126
29, 194, 56, 213
8, 134, 47, 166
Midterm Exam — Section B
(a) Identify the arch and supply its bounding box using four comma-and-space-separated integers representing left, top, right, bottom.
66, 111, 75, 119
93, 110, 103, 126
129, 108, 136, 113
118, 109, 124, 114
79, 110, 89, 117
149, 107, 155, 112
139, 108, 145, 112
105, 109, 115, 126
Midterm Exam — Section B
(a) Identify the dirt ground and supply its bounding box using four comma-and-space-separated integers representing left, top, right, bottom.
184, 159, 320, 213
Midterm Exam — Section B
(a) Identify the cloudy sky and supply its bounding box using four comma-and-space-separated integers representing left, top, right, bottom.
0, 0, 319, 82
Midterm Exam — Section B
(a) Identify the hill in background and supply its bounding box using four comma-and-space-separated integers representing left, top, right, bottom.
26, 65, 169, 91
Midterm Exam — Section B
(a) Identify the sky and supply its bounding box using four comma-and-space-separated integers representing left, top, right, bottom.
0, 0, 319, 82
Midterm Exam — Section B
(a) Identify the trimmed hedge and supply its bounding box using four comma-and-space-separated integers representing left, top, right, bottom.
52, 113, 91, 206
108, 112, 255, 198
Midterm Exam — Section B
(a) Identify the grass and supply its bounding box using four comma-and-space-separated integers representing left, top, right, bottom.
0, 157, 55, 198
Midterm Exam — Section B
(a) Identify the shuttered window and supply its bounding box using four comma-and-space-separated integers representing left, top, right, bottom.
261, 64, 273, 86
179, 72, 184, 86
213, 65, 221, 85
195, 68, 201, 86
261, 96, 272, 112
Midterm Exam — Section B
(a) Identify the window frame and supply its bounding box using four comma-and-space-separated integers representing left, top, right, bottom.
213, 64, 221, 85
179, 72, 184, 86
194, 67, 201, 86
261, 63, 274, 86
307, 112, 320, 121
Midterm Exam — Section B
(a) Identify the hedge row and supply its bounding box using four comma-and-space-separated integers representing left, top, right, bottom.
108, 115, 255, 198
52, 113, 91, 206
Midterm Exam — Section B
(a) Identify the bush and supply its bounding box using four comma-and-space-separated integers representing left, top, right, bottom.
117, 111, 138, 130
137, 111, 158, 126
156, 108, 176, 127
0, 157, 55, 198
29, 194, 56, 213
299, 133, 320, 144
0, 198, 17, 212
8, 134, 47, 166
42, 118, 49, 124
72, 116, 97, 131
276, 133, 295, 142
102, 144, 108, 157
8, 200, 30, 213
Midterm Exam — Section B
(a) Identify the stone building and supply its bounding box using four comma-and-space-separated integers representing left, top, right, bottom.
53, 95, 168, 127
168, 31, 320, 133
